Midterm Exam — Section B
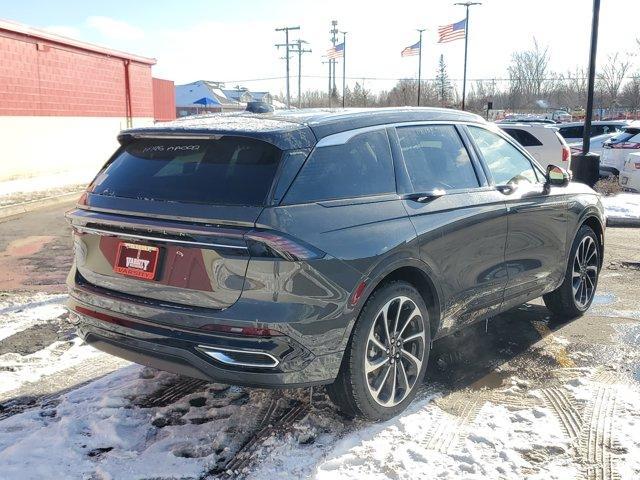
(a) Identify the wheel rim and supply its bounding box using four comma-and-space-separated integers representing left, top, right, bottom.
364, 296, 426, 407
572, 236, 598, 309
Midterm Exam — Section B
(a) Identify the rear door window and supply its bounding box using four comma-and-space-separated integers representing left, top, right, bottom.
90, 137, 282, 206
283, 129, 395, 204
502, 128, 543, 147
468, 127, 540, 186
396, 125, 480, 191
559, 126, 583, 139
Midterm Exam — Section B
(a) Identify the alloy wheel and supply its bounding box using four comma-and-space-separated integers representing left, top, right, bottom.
364, 296, 426, 407
572, 236, 598, 309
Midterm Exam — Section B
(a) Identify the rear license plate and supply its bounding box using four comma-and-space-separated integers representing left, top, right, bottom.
114, 242, 160, 280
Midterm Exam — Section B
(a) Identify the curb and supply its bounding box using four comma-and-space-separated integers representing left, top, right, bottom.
606, 217, 640, 228
0, 191, 82, 220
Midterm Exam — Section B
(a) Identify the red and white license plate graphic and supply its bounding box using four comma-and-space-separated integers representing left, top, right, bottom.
114, 242, 160, 280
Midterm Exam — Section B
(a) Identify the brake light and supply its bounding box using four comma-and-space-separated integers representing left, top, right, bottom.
244, 230, 325, 261
610, 142, 640, 149
562, 145, 571, 162
635, 162, 640, 170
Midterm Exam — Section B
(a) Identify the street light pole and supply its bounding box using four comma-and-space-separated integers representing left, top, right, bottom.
454, 2, 481, 111
417, 28, 425, 106
583, 0, 600, 156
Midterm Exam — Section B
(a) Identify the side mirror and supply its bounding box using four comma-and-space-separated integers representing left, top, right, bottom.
546, 165, 570, 187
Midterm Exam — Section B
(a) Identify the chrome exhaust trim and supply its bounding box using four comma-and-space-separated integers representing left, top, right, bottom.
196, 345, 279, 368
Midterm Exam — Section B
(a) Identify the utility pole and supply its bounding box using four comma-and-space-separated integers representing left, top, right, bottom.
330, 20, 339, 96
275, 25, 300, 108
293, 39, 311, 108
322, 58, 331, 107
341, 31, 347, 108
417, 28, 425, 106
454, 2, 481, 110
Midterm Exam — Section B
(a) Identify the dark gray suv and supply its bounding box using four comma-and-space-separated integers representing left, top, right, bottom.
66, 108, 605, 420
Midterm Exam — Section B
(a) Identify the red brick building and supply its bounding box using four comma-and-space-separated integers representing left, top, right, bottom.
0, 19, 175, 180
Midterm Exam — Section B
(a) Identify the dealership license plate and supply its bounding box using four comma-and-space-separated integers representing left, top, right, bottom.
621, 176, 629, 185
114, 242, 160, 280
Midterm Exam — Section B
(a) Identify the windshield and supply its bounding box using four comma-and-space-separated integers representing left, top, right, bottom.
90, 137, 282, 206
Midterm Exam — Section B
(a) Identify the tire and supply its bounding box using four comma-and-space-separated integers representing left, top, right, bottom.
543, 225, 600, 320
328, 281, 431, 421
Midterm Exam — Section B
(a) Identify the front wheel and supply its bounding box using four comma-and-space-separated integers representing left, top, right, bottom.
543, 225, 600, 319
328, 281, 431, 421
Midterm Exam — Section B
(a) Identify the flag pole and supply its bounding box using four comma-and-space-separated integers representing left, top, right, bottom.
417, 29, 425, 106
342, 32, 347, 108
455, 2, 481, 111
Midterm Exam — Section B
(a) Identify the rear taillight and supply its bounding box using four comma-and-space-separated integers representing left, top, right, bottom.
635, 162, 640, 170
200, 323, 282, 337
610, 142, 640, 149
244, 230, 325, 261
562, 145, 571, 162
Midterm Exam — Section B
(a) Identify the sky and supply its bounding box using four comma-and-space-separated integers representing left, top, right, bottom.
2, 0, 639, 97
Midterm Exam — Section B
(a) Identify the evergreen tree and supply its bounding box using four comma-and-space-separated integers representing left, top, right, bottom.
436, 54, 452, 107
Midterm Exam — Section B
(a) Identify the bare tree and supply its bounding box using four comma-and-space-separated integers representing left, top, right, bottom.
621, 73, 640, 115
507, 38, 551, 109
597, 53, 632, 110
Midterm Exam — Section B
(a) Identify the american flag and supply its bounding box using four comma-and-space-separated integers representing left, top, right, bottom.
438, 18, 466, 43
401, 40, 420, 57
327, 42, 344, 59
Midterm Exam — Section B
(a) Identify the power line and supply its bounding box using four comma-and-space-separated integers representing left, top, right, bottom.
275, 25, 300, 108
217, 74, 624, 83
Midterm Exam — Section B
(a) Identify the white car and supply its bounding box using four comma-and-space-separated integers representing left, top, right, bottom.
619, 152, 640, 192
557, 120, 630, 143
600, 123, 640, 175
568, 133, 616, 157
499, 123, 571, 170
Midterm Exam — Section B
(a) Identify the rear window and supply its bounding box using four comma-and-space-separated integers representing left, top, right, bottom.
90, 137, 282, 206
609, 128, 640, 145
502, 128, 543, 147
558, 125, 583, 139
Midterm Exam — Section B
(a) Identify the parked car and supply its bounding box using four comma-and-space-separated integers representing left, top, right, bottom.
549, 110, 572, 123
497, 117, 557, 125
499, 123, 571, 170
557, 120, 630, 144
600, 123, 640, 175
567, 133, 616, 157
66, 108, 605, 420
619, 152, 640, 192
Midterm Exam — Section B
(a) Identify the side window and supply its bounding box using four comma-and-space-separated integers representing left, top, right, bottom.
396, 125, 479, 192
283, 130, 395, 204
590, 125, 606, 136
559, 126, 582, 139
468, 127, 540, 186
502, 128, 543, 147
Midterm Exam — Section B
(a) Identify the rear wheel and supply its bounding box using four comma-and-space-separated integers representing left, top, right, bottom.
328, 281, 430, 420
543, 225, 600, 319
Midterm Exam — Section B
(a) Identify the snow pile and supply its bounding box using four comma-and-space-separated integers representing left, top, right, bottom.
603, 193, 640, 223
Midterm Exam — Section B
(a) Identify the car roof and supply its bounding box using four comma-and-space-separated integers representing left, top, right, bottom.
119, 107, 486, 150
559, 120, 631, 128
498, 123, 558, 132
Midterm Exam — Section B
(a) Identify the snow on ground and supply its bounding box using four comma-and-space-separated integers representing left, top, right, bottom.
0, 170, 94, 197
603, 193, 640, 221
0, 366, 274, 479
0, 293, 104, 395
0, 293, 67, 341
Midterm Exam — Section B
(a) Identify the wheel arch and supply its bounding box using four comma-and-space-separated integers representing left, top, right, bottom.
341, 258, 444, 349
578, 214, 605, 269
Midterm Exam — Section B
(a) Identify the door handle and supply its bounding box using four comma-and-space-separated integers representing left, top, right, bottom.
495, 185, 515, 195
402, 190, 446, 203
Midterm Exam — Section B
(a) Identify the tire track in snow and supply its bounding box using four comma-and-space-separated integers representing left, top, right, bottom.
580, 387, 619, 480
541, 387, 583, 440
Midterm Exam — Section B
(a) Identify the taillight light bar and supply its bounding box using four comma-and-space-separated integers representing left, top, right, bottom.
244, 230, 325, 261
609, 142, 640, 149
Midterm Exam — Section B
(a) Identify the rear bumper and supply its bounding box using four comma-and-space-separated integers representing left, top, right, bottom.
67, 271, 346, 388
599, 166, 619, 177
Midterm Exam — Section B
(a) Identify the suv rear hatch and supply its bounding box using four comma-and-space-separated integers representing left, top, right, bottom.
69, 135, 292, 310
